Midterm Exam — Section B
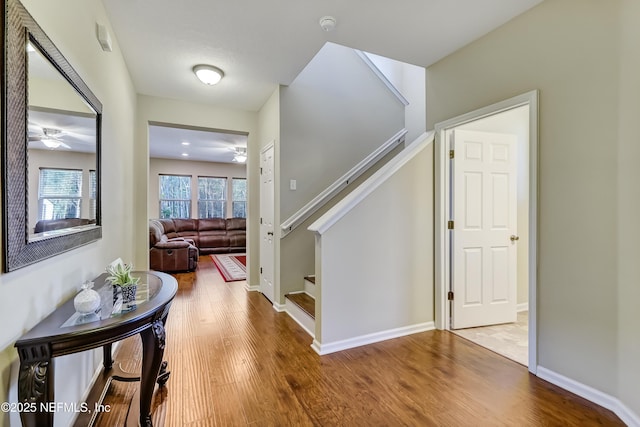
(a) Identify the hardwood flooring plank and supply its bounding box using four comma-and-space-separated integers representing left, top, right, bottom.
90, 255, 624, 427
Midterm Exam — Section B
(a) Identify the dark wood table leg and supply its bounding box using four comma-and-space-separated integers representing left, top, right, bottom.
103, 343, 113, 370
17, 358, 54, 427
138, 319, 167, 427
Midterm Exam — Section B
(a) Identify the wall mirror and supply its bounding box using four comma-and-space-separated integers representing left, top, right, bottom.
2, 0, 102, 271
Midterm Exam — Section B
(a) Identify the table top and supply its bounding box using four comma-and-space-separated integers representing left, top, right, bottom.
15, 270, 177, 352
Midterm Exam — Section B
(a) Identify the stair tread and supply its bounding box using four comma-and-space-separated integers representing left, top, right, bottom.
285, 293, 315, 319
303, 275, 316, 284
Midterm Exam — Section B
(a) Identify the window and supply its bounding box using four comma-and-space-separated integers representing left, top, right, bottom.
38, 168, 82, 220
159, 175, 191, 218
89, 170, 97, 220
198, 177, 226, 218
232, 178, 247, 218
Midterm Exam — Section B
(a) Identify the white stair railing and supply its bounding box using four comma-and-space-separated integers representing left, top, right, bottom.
280, 128, 407, 237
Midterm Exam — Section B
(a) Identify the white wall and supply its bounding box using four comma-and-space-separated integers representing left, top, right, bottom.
457, 106, 529, 306
278, 42, 406, 302
279, 42, 405, 220
0, 1, 137, 426
427, 0, 619, 402
310, 135, 434, 350
148, 158, 246, 219
365, 52, 427, 144
134, 96, 258, 283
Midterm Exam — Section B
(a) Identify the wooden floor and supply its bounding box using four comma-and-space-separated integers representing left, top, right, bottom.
92, 255, 623, 426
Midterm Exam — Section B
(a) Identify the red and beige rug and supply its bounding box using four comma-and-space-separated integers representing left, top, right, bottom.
210, 254, 246, 282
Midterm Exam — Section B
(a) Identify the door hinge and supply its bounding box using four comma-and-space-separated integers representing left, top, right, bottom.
447, 220, 454, 230
260, 217, 263, 224
448, 291, 454, 301
449, 150, 454, 159
260, 267, 263, 274
260, 167, 263, 174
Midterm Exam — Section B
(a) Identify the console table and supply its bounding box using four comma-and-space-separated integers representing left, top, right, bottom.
14, 270, 178, 427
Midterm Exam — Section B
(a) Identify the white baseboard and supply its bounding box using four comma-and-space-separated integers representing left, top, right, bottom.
517, 302, 528, 312
273, 301, 286, 312
311, 322, 435, 355
537, 366, 640, 427
245, 283, 260, 292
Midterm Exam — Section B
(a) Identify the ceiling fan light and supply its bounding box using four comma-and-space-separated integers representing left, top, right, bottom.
41, 139, 61, 149
233, 154, 247, 163
193, 64, 224, 85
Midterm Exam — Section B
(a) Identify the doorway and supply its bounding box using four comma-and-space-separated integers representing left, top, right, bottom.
434, 91, 538, 373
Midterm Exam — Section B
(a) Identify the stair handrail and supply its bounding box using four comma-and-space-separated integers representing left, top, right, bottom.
280, 128, 407, 237
308, 131, 434, 236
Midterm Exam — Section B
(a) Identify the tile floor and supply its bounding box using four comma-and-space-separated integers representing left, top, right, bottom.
451, 311, 528, 366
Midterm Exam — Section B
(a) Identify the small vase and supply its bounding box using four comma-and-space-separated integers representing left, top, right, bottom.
121, 284, 138, 304
74, 281, 101, 314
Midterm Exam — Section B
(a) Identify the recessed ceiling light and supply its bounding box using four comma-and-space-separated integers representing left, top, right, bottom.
181, 141, 190, 146
193, 64, 224, 85
181, 153, 189, 157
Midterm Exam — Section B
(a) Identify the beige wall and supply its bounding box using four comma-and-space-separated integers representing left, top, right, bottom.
427, 0, 619, 397
0, 0, 137, 426
314, 138, 434, 346
617, 0, 640, 418
134, 95, 259, 283
148, 158, 246, 219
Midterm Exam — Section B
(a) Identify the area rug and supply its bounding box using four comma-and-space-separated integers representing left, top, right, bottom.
210, 254, 246, 282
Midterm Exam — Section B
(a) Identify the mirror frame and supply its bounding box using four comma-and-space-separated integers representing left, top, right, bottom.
1, 0, 102, 272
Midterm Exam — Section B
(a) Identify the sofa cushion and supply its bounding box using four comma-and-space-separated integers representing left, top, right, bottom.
226, 217, 246, 231
173, 218, 198, 232
158, 219, 178, 239
198, 218, 226, 231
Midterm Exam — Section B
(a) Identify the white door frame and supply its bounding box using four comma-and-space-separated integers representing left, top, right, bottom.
434, 90, 538, 374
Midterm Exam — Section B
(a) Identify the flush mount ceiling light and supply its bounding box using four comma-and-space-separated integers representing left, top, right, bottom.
193, 64, 224, 85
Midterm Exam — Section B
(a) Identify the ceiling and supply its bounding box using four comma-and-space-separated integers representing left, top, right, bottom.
101, 0, 543, 162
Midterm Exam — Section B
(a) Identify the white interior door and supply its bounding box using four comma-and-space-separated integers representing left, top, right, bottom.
259, 144, 275, 302
451, 129, 518, 329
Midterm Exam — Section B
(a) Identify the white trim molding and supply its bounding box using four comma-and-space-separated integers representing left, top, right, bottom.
311, 322, 435, 355
537, 366, 640, 427
354, 50, 410, 106
434, 90, 539, 374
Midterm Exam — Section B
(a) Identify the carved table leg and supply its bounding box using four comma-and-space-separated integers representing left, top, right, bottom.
18, 359, 54, 427
138, 320, 166, 427
103, 343, 113, 370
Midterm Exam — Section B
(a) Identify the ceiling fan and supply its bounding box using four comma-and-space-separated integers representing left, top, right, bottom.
28, 127, 71, 149
232, 147, 247, 163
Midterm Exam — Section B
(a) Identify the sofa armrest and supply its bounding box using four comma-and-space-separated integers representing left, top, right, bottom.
154, 240, 192, 249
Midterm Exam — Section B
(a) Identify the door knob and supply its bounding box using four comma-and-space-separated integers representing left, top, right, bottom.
267, 232, 274, 236
510, 235, 520, 242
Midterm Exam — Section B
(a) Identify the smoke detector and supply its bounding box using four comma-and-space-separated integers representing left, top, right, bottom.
319, 16, 336, 32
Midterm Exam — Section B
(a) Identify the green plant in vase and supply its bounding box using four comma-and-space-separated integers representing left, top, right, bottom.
106, 262, 140, 305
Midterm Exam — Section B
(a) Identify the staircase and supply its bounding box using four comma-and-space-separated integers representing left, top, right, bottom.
284, 276, 316, 337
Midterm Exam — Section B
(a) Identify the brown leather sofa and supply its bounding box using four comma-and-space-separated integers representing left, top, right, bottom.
149, 218, 246, 272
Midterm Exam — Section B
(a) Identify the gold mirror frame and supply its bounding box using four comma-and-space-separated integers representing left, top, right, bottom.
1, 0, 102, 271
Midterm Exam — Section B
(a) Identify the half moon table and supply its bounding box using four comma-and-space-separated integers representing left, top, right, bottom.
14, 270, 178, 427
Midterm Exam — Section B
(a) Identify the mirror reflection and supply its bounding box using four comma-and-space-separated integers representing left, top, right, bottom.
27, 42, 98, 241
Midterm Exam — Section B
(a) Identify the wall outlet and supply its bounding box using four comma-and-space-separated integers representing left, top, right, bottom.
290, 179, 297, 190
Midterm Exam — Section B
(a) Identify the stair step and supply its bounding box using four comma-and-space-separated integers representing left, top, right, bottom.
285, 292, 315, 319
304, 275, 316, 284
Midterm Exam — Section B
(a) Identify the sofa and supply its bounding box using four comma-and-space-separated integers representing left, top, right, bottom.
34, 218, 96, 233
149, 218, 246, 272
